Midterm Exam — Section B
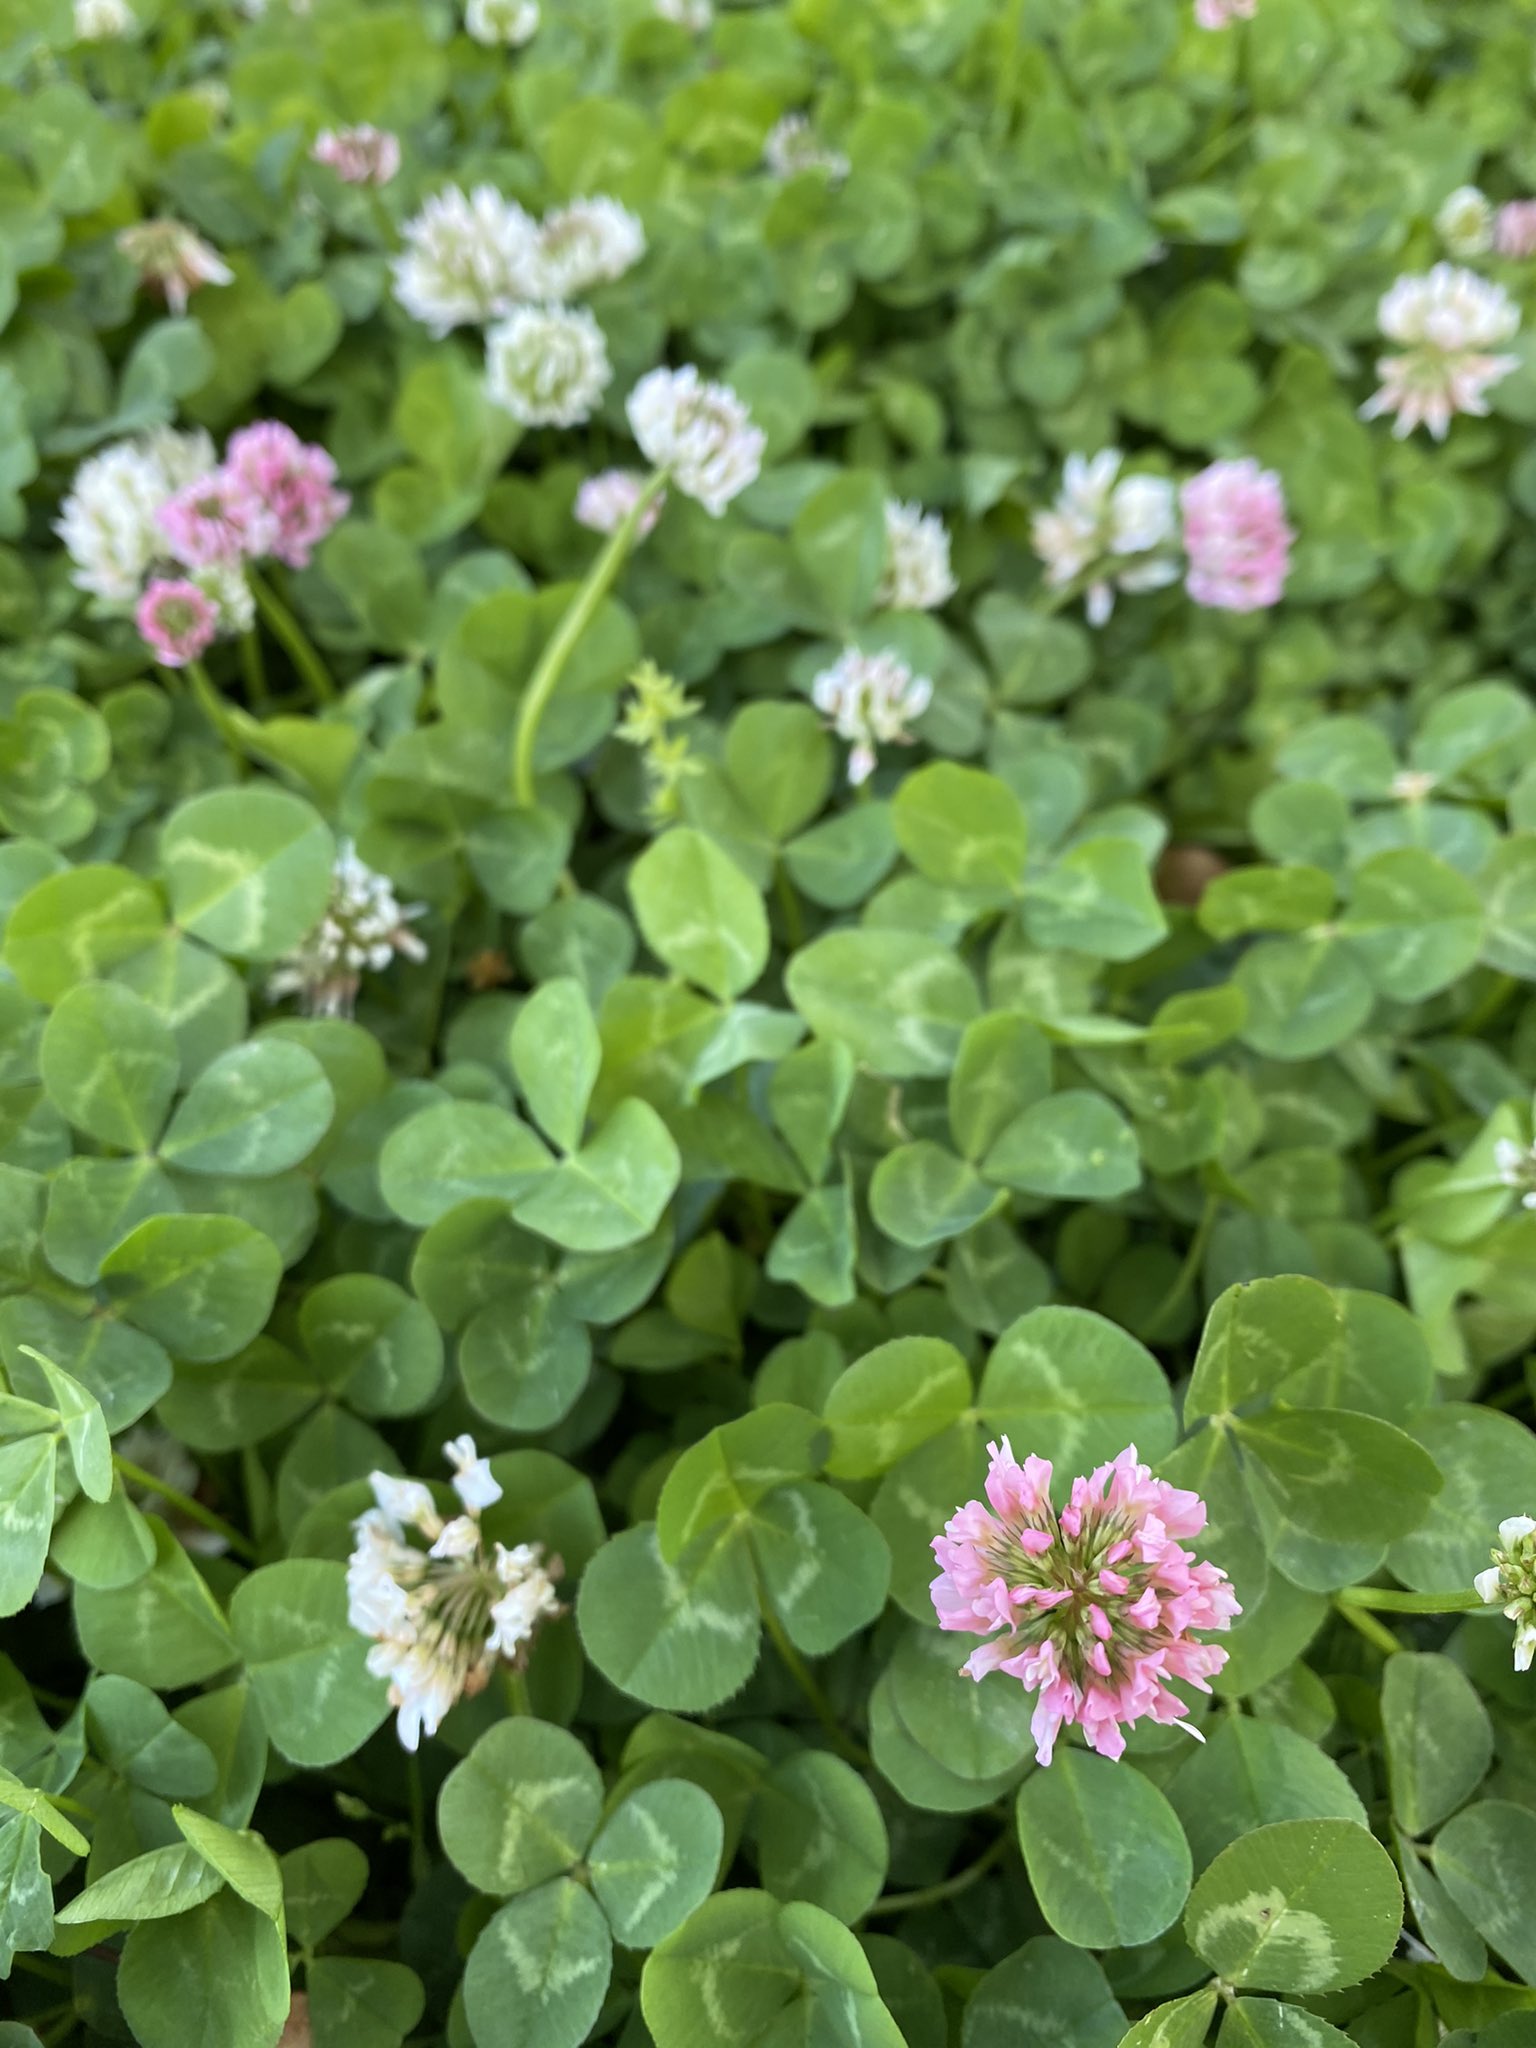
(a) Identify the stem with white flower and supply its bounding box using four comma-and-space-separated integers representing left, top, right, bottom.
510, 470, 667, 808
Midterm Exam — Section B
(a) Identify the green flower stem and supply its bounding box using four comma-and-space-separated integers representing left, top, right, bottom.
760, 1600, 868, 1768
1337, 1585, 1485, 1615
1334, 1600, 1403, 1658
112, 1454, 259, 1563
511, 469, 666, 808
504, 1667, 533, 1715
407, 1753, 430, 1888
250, 567, 337, 705
185, 659, 246, 768
239, 627, 271, 712
862, 1834, 1007, 1920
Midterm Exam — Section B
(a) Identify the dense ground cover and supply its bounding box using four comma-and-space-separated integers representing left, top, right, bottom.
5, 0, 1536, 2044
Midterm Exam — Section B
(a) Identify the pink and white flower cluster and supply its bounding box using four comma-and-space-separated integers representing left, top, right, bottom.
1360, 264, 1521, 440
1033, 451, 1291, 623
57, 421, 347, 668
931, 1439, 1239, 1766
1193, 0, 1255, 25
268, 839, 427, 1019
310, 125, 401, 187
348, 1436, 563, 1751
116, 218, 232, 318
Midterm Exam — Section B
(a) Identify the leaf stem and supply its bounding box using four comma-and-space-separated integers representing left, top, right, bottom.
1337, 1585, 1485, 1615
1334, 1599, 1403, 1658
112, 1455, 259, 1563
185, 659, 245, 768
510, 470, 665, 808
1144, 1189, 1220, 1342
760, 1601, 868, 1767
250, 568, 337, 705
863, 1835, 1008, 1919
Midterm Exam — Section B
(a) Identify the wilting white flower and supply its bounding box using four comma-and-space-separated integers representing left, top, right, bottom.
445, 1433, 503, 1513
531, 197, 645, 298
762, 114, 849, 183
1494, 1137, 1536, 1210
1389, 768, 1438, 803
267, 840, 428, 1018
465, 0, 538, 41
1031, 450, 1179, 627
626, 365, 764, 515
190, 560, 256, 636
1436, 186, 1495, 261
391, 184, 541, 335
74, 0, 134, 37
812, 646, 933, 786
311, 126, 401, 187
485, 303, 612, 426
347, 1450, 562, 1751
1360, 264, 1521, 439
1475, 1514, 1536, 1672
878, 500, 956, 611
117, 218, 233, 318
56, 428, 217, 603
654, 0, 711, 25
575, 468, 666, 537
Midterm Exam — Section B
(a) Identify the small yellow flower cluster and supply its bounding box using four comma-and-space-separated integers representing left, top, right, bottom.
616, 659, 703, 820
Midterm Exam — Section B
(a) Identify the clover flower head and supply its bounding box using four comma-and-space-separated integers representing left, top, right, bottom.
485, 303, 612, 427
932, 1439, 1239, 1765
1436, 186, 1495, 260
1032, 450, 1180, 627
56, 428, 217, 603
224, 421, 350, 569
1495, 201, 1536, 260
1474, 1514, 1536, 1671
1180, 458, 1293, 612
190, 560, 256, 637
763, 114, 850, 183
532, 198, 646, 298
1193, 0, 1255, 24
311, 126, 402, 187
812, 646, 933, 787
267, 840, 428, 1019
392, 184, 541, 336
1361, 264, 1521, 439
878, 499, 956, 612
136, 578, 220, 668
575, 468, 666, 538
75, 0, 134, 38
465, 0, 538, 42
654, 0, 711, 26
626, 365, 764, 515
347, 1441, 562, 1750
117, 218, 233, 318
157, 469, 273, 569
1390, 768, 1438, 803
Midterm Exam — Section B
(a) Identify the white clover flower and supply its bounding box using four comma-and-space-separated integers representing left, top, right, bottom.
1031, 450, 1180, 626
347, 1442, 562, 1751
116, 218, 233, 318
1436, 185, 1495, 260
485, 303, 612, 426
654, 0, 711, 26
1390, 768, 1438, 803
444, 1434, 503, 1513
391, 184, 541, 336
268, 840, 428, 1019
812, 645, 933, 786
1475, 1515, 1536, 1672
465, 0, 538, 41
878, 499, 956, 611
575, 468, 666, 537
56, 428, 217, 603
626, 365, 764, 516
1360, 264, 1521, 439
74, 0, 134, 38
762, 114, 850, 183
531, 197, 646, 298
